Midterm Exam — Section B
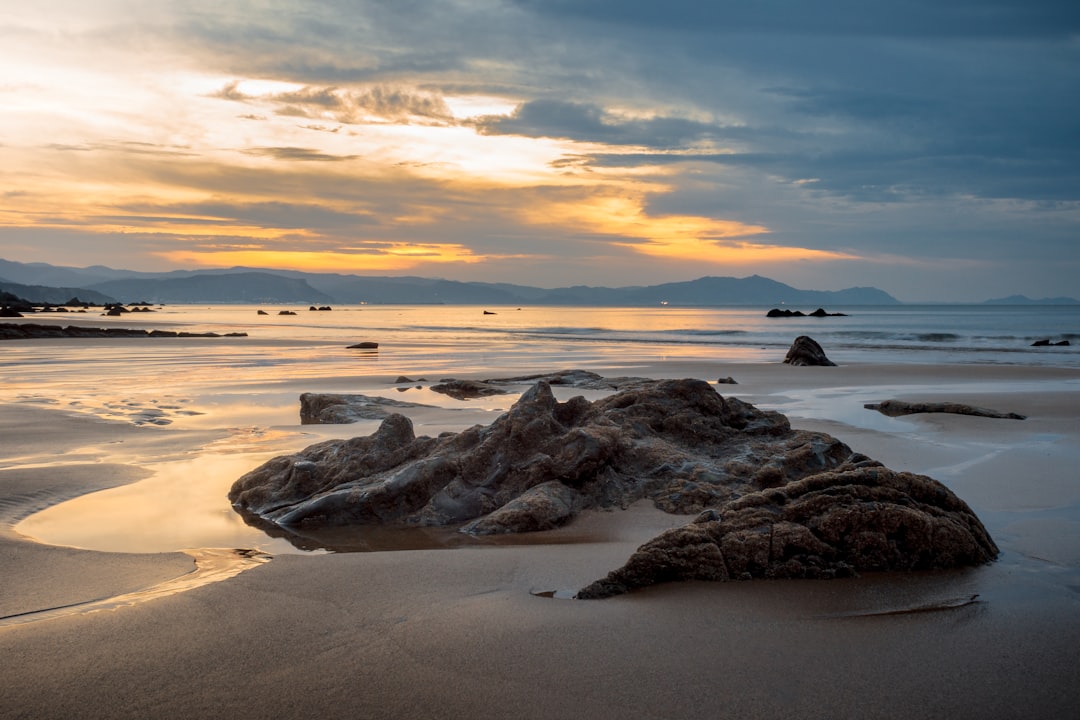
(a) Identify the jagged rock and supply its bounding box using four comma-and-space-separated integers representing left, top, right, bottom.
577, 462, 999, 598
232, 379, 850, 536
429, 379, 509, 399
299, 393, 433, 424
232, 378, 997, 589
768, 308, 805, 317
460, 481, 582, 535
783, 335, 837, 366
864, 400, 1026, 420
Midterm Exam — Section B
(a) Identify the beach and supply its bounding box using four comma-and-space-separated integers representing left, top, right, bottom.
2, 313, 1080, 719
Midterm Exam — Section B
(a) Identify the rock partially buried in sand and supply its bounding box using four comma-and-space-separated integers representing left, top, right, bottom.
576, 463, 999, 598
783, 335, 836, 366
865, 400, 1026, 420
230, 378, 997, 589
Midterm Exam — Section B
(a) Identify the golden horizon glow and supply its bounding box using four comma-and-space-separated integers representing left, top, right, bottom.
158, 245, 492, 273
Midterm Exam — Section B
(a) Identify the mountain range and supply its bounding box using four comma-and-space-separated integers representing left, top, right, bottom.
1, 258, 1074, 306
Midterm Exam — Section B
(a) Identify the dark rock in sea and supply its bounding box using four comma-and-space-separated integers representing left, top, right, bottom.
577, 463, 999, 598
105, 305, 127, 316
395, 376, 416, 384
347, 341, 379, 349
0, 306, 23, 318
278, 310, 297, 316
429, 379, 509, 400
1056, 340, 1072, 346
768, 308, 847, 318
864, 400, 1026, 420
300, 393, 433, 424
783, 336, 837, 366
0, 323, 248, 340
257, 310, 269, 315
717, 377, 737, 384
1032, 338, 1072, 347
483, 310, 497, 315
231, 378, 998, 586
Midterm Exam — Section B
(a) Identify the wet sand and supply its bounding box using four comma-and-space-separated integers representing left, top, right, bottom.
2, 360, 1079, 719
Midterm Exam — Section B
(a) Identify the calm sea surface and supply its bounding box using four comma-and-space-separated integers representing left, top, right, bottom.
6, 303, 1078, 375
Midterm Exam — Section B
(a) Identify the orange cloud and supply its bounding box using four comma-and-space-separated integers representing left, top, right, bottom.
157, 245, 487, 272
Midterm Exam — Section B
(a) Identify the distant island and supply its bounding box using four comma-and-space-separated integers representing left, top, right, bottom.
1, 258, 1076, 307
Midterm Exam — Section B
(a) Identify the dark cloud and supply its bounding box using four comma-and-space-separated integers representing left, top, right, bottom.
242, 147, 359, 162
472, 100, 722, 148
511, 1, 1080, 38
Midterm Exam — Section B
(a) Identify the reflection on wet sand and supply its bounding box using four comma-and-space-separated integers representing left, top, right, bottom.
0, 548, 269, 628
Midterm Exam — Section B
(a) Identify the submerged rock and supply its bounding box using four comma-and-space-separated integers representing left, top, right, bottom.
865, 400, 1026, 420
429, 379, 508, 400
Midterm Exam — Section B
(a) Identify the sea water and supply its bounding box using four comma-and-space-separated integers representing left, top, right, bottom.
5, 303, 1079, 555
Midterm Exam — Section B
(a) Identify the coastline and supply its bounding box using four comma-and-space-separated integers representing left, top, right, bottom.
2, 358, 1079, 718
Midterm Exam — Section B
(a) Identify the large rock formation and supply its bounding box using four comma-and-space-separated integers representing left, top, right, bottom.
230, 379, 845, 533
231, 379, 997, 595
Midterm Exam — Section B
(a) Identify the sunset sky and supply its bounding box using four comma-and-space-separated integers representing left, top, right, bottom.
1, 1, 1077, 301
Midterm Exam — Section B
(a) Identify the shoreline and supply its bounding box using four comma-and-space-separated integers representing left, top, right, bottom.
2, 359, 1079, 718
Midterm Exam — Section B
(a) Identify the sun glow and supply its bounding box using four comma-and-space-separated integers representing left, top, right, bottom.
158, 245, 488, 272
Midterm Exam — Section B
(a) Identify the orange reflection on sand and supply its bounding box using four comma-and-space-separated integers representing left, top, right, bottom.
16, 454, 298, 555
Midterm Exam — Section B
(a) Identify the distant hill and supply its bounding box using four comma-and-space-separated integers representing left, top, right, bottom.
983, 294, 1080, 305
88, 272, 334, 304
0, 258, 903, 305
0, 278, 116, 305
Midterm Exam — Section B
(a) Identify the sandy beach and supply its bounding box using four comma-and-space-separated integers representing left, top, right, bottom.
2, 355, 1079, 719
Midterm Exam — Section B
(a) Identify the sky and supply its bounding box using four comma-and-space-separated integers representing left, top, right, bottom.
1, 1, 1078, 302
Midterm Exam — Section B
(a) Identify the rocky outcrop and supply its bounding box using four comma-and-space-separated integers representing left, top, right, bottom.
865, 400, 1026, 420
767, 308, 847, 318
783, 335, 837, 366
231, 377, 998, 591
231, 379, 835, 532
0, 323, 248, 340
577, 462, 999, 598
299, 393, 433, 424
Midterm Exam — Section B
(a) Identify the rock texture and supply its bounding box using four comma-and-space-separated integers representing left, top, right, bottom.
230, 378, 845, 534
231, 377, 997, 596
783, 335, 837, 366
299, 393, 434, 424
577, 462, 999, 598
865, 400, 1026, 420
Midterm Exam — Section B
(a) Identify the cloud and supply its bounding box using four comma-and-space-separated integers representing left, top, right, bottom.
241, 147, 359, 162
